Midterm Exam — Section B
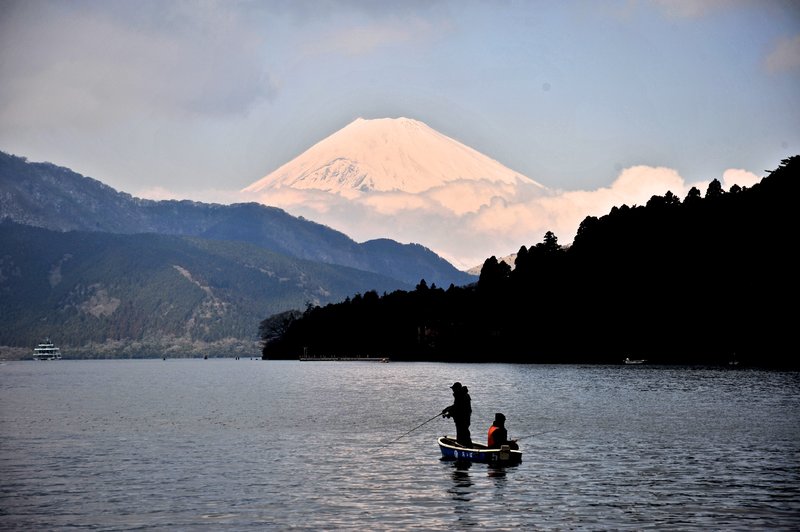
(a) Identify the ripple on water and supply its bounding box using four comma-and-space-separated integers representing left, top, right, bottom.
1, 360, 798, 530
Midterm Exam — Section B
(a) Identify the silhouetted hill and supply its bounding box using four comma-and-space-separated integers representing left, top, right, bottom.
262, 156, 798, 368
0, 151, 475, 288
0, 222, 409, 358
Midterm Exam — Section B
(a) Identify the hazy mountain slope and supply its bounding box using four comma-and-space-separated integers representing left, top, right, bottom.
359, 239, 467, 288
0, 151, 475, 287
0, 222, 410, 357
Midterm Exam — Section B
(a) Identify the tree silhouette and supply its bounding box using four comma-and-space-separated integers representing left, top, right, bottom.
706, 178, 724, 198
261, 155, 799, 368
685, 186, 702, 204
478, 256, 510, 291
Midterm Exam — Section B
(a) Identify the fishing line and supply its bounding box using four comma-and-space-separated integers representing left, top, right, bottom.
515, 426, 562, 441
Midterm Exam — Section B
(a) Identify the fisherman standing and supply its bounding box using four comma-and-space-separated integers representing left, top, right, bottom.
441, 382, 472, 447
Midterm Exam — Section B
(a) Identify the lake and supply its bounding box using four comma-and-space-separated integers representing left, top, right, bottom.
1, 359, 798, 530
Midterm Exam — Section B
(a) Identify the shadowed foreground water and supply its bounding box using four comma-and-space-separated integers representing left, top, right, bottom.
1, 360, 798, 530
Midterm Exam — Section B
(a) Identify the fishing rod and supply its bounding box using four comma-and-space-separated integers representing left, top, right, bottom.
514, 426, 561, 441
388, 412, 443, 444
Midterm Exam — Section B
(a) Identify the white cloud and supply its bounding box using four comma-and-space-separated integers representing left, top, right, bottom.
253, 188, 336, 213
301, 12, 445, 57
651, 0, 740, 19
237, 164, 747, 270
147, 162, 763, 270
722, 168, 760, 189
361, 192, 436, 215
605, 165, 689, 202
425, 180, 524, 215
764, 34, 800, 74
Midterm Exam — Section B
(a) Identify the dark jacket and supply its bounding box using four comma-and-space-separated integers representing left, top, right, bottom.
443, 386, 471, 426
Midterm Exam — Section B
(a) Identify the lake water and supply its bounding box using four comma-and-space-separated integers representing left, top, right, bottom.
1, 360, 798, 530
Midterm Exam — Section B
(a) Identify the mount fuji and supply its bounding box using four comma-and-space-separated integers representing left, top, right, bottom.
242, 117, 553, 269
243, 117, 545, 198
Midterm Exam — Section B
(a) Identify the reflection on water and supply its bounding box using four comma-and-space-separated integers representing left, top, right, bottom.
448, 460, 473, 500
487, 464, 509, 481
446, 460, 476, 528
1, 360, 798, 530
444, 460, 522, 528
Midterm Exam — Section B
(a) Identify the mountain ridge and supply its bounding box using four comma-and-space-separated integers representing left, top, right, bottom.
0, 150, 475, 288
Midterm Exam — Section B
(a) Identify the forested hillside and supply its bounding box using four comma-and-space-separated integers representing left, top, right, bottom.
0, 223, 409, 358
261, 156, 798, 368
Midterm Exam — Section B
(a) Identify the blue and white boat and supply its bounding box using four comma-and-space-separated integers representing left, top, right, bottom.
437, 436, 522, 464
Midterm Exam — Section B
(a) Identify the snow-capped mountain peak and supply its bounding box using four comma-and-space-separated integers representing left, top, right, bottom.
242, 117, 543, 196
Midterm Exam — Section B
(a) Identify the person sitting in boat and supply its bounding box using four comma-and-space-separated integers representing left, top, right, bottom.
441, 381, 472, 447
487, 412, 518, 450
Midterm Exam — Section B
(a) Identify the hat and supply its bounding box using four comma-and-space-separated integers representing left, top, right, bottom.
494, 412, 506, 422
450, 382, 462, 390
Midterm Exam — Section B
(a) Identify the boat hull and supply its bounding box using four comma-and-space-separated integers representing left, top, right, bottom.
437, 436, 522, 464
33, 354, 61, 361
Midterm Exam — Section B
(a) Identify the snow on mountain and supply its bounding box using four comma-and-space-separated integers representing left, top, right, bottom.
241, 116, 556, 270
242, 117, 544, 197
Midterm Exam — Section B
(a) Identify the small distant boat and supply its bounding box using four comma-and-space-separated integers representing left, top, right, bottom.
623, 357, 646, 365
437, 436, 522, 464
33, 338, 62, 361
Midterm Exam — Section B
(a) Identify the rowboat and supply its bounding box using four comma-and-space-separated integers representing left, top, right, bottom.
437, 436, 522, 464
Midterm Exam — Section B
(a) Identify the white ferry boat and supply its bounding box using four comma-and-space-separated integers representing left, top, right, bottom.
33, 338, 62, 361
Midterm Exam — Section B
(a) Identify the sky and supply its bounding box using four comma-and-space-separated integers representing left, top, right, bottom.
1, 0, 799, 267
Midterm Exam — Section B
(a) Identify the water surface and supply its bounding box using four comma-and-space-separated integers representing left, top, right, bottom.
1, 360, 798, 530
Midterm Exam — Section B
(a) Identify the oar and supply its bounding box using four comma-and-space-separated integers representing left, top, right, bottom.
388, 412, 443, 444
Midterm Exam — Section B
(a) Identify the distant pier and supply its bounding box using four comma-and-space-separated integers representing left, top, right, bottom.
299, 355, 389, 362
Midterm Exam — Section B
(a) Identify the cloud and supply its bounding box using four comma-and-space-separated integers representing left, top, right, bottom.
425, 180, 524, 216
651, 0, 740, 19
0, 2, 276, 130
764, 34, 800, 74
722, 168, 760, 189
240, 164, 755, 270
302, 16, 442, 57
311, 24, 418, 56
361, 192, 437, 215
141, 162, 765, 270
605, 165, 687, 200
